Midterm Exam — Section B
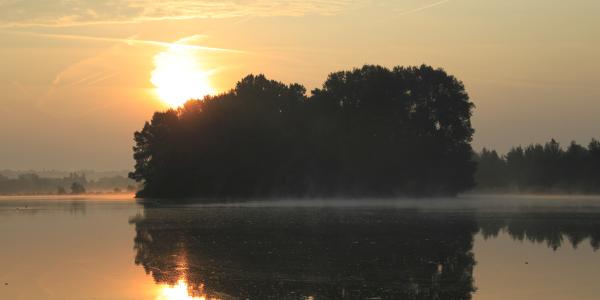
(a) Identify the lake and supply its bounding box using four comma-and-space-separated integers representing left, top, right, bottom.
1, 194, 600, 300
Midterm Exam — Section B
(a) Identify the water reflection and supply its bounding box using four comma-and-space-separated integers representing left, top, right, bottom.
131, 206, 478, 299
156, 279, 217, 300
477, 212, 600, 251
129, 203, 600, 299
0, 199, 87, 216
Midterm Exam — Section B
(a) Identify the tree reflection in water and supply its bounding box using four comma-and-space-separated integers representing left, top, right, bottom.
130, 205, 600, 299
478, 211, 600, 251
130, 206, 477, 300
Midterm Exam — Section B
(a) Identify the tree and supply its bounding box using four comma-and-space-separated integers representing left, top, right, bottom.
129, 74, 307, 197
56, 186, 67, 195
475, 138, 600, 193
307, 65, 476, 195
474, 148, 508, 189
70, 182, 86, 194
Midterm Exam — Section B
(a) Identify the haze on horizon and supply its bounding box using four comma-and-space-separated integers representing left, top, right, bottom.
1, 0, 598, 170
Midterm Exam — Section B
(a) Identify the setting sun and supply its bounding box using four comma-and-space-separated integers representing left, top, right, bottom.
151, 39, 215, 108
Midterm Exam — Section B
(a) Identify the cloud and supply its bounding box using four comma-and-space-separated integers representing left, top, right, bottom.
0, 0, 356, 28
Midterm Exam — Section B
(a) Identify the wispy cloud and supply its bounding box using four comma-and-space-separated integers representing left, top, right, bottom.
37, 44, 130, 116
395, 0, 452, 16
1, 30, 242, 53
0, 0, 355, 28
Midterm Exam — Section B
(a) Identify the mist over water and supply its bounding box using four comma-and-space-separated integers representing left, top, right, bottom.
149, 194, 600, 211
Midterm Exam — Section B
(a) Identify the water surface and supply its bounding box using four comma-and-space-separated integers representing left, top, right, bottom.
1, 195, 600, 299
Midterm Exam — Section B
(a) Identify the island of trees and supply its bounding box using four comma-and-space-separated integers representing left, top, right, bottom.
130, 65, 476, 198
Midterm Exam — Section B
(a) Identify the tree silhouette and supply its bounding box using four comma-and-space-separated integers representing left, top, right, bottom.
130, 65, 476, 199
56, 186, 67, 195
473, 148, 508, 190
475, 138, 600, 193
70, 182, 86, 194
0, 172, 132, 195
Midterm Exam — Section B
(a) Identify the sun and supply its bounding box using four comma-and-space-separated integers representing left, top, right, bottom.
151, 41, 215, 108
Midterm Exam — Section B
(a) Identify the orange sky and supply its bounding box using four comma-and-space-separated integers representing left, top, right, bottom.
0, 0, 599, 170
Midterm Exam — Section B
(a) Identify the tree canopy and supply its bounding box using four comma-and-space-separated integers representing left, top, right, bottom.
130, 65, 476, 198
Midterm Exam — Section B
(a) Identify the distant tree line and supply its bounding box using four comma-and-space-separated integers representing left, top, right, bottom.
474, 139, 600, 193
130, 65, 476, 198
0, 172, 136, 195
0, 169, 130, 181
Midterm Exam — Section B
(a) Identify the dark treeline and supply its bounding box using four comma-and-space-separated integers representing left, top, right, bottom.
130, 65, 476, 198
0, 172, 136, 195
474, 139, 600, 193
0, 169, 130, 181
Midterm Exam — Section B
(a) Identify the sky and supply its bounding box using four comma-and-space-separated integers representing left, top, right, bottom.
0, 0, 599, 170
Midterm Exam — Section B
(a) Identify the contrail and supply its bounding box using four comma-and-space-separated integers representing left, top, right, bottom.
66, 72, 106, 86
85, 71, 119, 86
396, 0, 452, 16
0, 30, 243, 53
65, 71, 119, 86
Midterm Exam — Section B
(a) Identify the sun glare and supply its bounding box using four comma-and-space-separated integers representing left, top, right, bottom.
151, 41, 215, 108
156, 279, 215, 300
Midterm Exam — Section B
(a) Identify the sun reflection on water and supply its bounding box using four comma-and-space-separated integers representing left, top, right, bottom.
156, 279, 218, 300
